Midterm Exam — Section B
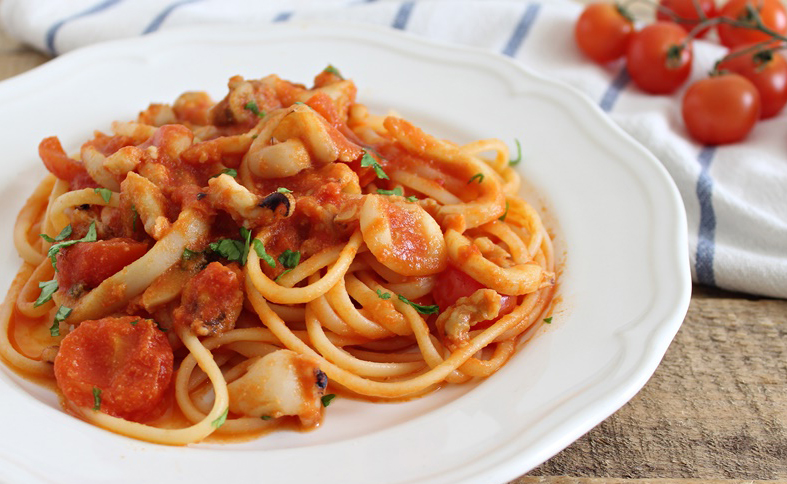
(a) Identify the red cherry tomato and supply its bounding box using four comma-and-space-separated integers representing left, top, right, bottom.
54, 316, 174, 422
717, 43, 787, 118
717, 0, 787, 48
656, 0, 717, 36
574, 3, 635, 64
56, 238, 149, 291
627, 22, 693, 94
682, 73, 761, 144
433, 265, 516, 315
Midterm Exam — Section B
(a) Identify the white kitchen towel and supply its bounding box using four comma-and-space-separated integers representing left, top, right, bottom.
1, 0, 786, 298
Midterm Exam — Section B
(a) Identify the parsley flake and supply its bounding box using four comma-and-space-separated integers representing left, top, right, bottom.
321, 394, 336, 407
210, 227, 252, 265
211, 168, 237, 179
277, 187, 292, 194
212, 407, 229, 428
252, 239, 276, 268
377, 187, 403, 196
278, 249, 301, 269
93, 187, 113, 203
323, 65, 344, 79
509, 139, 522, 166
261, 415, 273, 420
129, 319, 139, 326
50, 306, 71, 337
398, 295, 440, 315
182, 248, 199, 260
45, 222, 97, 271
360, 150, 389, 180
244, 101, 264, 117
131, 205, 139, 232
39, 225, 72, 244
92, 387, 102, 411
405, 195, 419, 203
543, 317, 553, 324
376, 289, 391, 300
468, 173, 484, 184
34, 279, 59, 307
499, 200, 510, 222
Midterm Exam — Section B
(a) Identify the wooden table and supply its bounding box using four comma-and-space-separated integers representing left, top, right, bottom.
1, 18, 785, 484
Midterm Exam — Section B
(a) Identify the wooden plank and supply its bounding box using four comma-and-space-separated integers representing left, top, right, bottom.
517, 286, 787, 480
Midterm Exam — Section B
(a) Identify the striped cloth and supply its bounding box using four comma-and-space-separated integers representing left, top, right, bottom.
1, 0, 786, 298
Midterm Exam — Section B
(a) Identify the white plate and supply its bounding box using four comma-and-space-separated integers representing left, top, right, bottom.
0, 22, 691, 484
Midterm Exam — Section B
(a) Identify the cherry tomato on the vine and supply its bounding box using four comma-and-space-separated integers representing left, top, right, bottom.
656, 0, 717, 36
717, 0, 787, 48
717, 43, 787, 118
682, 73, 761, 145
627, 22, 693, 94
574, 2, 635, 64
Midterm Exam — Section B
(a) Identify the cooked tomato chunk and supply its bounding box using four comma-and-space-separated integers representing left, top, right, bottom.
173, 262, 243, 336
56, 238, 148, 291
54, 316, 173, 422
39, 137, 94, 187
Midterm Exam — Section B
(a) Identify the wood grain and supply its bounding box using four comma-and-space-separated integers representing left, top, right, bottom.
0, 15, 785, 484
516, 286, 787, 481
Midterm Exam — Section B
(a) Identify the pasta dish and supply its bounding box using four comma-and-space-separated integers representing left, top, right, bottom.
0, 67, 556, 445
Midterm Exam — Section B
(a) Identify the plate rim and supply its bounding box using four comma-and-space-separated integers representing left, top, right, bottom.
0, 20, 692, 484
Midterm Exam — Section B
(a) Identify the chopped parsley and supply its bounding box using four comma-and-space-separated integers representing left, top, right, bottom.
543, 317, 553, 324
211, 407, 229, 428
92, 387, 102, 411
209, 227, 252, 265
377, 187, 403, 196
468, 173, 484, 184
244, 101, 265, 117
93, 187, 113, 203
210, 168, 237, 179
376, 289, 391, 300
34, 279, 59, 307
50, 306, 71, 337
252, 239, 276, 268
397, 294, 440, 315
43, 222, 97, 270
323, 64, 344, 79
405, 195, 419, 203
131, 205, 139, 232
276, 187, 292, 194
39, 225, 72, 244
360, 150, 389, 180
499, 200, 510, 222
278, 249, 301, 269
182, 248, 199, 260
509, 139, 522, 166
129, 319, 139, 326
321, 394, 336, 407
261, 415, 273, 420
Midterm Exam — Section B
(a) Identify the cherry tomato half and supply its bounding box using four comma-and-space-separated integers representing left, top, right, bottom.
627, 22, 693, 94
717, 0, 787, 49
574, 3, 635, 64
656, 0, 717, 36
54, 316, 174, 422
682, 73, 761, 144
717, 43, 787, 118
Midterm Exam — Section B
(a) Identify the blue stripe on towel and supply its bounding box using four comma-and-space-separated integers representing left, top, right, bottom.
599, 66, 630, 112
392, 2, 415, 30
695, 146, 717, 286
274, 11, 293, 22
143, 0, 202, 34
45, 0, 124, 56
501, 3, 541, 57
